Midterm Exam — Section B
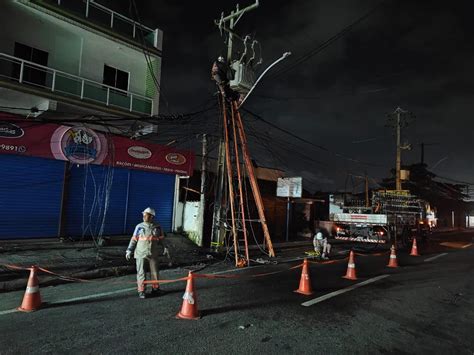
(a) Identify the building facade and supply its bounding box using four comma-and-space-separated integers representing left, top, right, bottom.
0, 1, 192, 240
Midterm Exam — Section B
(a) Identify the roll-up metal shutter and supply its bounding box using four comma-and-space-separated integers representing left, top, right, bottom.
125, 170, 175, 233
0, 155, 64, 239
64, 164, 129, 237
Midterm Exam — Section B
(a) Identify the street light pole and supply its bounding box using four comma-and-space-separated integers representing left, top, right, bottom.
238, 51, 292, 108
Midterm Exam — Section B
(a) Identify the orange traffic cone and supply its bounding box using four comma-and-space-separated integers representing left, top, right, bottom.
387, 245, 399, 268
176, 271, 200, 320
410, 238, 420, 256
18, 266, 42, 312
343, 250, 358, 280
294, 258, 313, 295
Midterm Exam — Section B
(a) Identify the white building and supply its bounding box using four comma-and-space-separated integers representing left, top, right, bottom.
0, 1, 194, 241
0, 0, 163, 120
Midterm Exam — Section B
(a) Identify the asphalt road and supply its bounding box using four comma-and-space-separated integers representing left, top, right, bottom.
1, 231, 473, 354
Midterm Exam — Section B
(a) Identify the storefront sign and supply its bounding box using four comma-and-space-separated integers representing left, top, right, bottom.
0, 115, 194, 176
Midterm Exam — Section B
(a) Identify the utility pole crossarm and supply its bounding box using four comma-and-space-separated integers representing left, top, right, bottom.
215, 1, 259, 25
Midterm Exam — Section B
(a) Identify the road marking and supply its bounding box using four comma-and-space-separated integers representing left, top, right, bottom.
212, 265, 262, 275
48, 287, 137, 305
301, 274, 390, 307
424, 253, 448, 262
0, 309, 19, 316
461, 243, 472, 249
0, 287, 137, 316
0, 266, 268, 316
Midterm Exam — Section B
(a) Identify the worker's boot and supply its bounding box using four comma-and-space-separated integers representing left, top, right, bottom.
138, 291, 146, 299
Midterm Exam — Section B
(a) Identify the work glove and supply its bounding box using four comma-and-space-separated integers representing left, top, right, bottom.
126, 250, 132, 261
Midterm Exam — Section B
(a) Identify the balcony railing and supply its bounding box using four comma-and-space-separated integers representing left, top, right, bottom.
0, 52, 153, 116
31, 0, 160, 49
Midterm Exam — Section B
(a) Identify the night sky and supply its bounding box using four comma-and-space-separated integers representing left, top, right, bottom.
103, 0, 474, 192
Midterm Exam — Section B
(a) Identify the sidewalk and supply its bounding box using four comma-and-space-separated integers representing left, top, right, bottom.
0, 233, 211, 292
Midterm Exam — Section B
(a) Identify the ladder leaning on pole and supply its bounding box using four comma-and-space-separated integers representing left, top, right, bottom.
220, 96, 275, 267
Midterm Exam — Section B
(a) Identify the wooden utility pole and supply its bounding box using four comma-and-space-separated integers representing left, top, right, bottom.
395, 108, 402, 190
365, 173, 369, 207
387, 107, 410, 191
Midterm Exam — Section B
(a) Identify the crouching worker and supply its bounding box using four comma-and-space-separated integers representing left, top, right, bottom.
126, 207, 166, 299
313, 231, 332, 260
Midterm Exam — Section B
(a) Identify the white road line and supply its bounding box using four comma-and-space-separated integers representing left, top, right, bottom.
212, 265, 262, 275
0, 266, 270, 316
48, 287, 137, 305
424, 253, 448, 262
461, 243, 472, 249
301, 274, 390, 307
0, 308, 19, 316
0, 287, 137, 316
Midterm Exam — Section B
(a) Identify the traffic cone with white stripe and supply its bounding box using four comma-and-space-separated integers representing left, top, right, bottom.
343, 250, 358, 280
387, 245, 399, 268
294, 258, 313, 295
410, 238, 420, 256
176, 271, 200, 320
18, 266, 42, 312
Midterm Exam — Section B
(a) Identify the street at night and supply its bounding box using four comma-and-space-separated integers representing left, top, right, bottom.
1, 232, 473, 354
1, 0, 474, 353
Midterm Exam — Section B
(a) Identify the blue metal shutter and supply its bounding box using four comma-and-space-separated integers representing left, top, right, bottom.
64, 164, 129, 237
125, 171, 175, 233
0, 155, 64, 239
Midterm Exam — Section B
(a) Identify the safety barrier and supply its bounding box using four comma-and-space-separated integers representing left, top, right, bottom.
0, 246, 409, 318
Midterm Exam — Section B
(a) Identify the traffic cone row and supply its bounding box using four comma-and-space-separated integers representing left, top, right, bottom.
16, 241, 423, 318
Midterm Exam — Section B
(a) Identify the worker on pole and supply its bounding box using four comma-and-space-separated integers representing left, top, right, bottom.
126, 207, 168, 298
211, 56, 241, 102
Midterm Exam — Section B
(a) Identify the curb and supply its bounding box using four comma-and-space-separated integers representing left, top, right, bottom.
0, 259, 211, 293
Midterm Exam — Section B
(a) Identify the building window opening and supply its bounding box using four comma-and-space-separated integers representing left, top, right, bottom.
13, 42, 49, 87
103, 64, 129, 92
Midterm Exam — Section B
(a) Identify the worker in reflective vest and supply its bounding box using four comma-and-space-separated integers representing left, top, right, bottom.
126, 207, 167, 299
313, 231, 332, 260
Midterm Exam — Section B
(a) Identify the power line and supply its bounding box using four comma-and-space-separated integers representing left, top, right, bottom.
268, 0, 389, 81
241, 107, 383, 167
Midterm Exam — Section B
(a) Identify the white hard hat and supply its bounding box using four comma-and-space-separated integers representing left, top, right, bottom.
316, 232, 323, 240
142, 207, 155, 217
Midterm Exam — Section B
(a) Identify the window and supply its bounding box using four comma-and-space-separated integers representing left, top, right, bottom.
13, 42, 49, 86
103, 65, 129, 91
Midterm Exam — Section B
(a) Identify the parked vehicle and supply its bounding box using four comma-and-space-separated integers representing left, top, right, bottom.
319, 190, 436, 249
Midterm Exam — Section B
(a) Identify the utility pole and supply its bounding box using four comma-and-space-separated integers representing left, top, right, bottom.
215, 1, 260, 62
365, 173, 369, 207
211, 140, 226, 251
212, 1, 260, 255
387, 107, 411, 191
196, 134, 207, 247
396, 108, 401, 190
